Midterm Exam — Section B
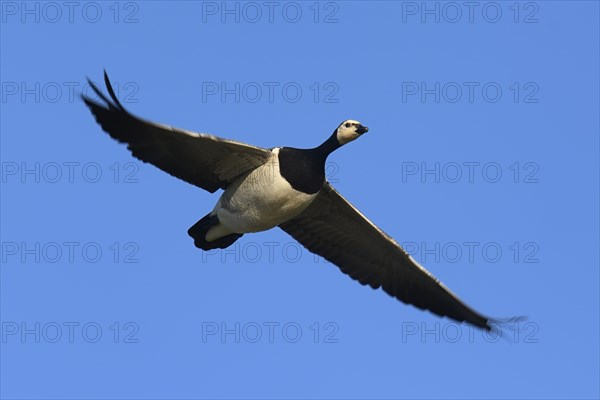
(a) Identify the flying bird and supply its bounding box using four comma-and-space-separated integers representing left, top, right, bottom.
83, 72, 512, 331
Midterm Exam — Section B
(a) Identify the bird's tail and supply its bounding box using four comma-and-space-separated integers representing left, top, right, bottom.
187, 213, 243, 250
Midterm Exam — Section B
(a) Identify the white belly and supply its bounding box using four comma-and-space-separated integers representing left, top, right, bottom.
213, 148, 318, 234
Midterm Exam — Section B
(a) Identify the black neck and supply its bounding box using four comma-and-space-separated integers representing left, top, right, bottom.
277, 129, 341, 194
311, 130, 341, 161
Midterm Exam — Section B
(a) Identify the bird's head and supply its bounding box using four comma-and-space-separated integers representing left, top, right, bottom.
335, 120, 369, 145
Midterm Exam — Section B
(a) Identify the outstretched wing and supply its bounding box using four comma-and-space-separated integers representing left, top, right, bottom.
82, 71, 271, 193
280, 182, 495, 330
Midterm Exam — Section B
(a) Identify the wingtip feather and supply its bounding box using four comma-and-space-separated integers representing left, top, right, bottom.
484, 315, 528, 332
85, 76, 115, 108
103, 70, 127, 112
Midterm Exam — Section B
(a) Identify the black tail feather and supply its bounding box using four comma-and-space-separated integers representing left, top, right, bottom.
187, 214, 243, 251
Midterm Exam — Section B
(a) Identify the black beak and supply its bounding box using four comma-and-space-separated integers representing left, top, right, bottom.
356, 125, 369, 135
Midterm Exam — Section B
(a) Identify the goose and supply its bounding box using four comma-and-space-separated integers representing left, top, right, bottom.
82, 72, 514, 331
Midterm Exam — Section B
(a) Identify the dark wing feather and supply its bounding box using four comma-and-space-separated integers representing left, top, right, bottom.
82, 72, 271, 193
280, 182, 494, 330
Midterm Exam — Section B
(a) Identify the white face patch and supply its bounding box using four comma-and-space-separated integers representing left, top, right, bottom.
336, 119, 365, 145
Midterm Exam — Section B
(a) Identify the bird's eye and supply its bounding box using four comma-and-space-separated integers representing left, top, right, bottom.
345, 123, 351, 128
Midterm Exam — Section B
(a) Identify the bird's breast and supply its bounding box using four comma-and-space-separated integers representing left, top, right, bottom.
216, 148, 318, 233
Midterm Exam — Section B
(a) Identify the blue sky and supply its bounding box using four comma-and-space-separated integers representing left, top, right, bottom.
1, 1, 598, 399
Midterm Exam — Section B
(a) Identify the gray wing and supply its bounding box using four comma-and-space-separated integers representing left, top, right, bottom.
82, 72, 271, 193
279, 182, 494, 330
